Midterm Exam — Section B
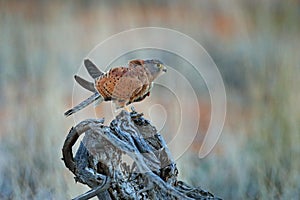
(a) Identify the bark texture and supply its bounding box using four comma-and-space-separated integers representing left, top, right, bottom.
62, 110, 221, 200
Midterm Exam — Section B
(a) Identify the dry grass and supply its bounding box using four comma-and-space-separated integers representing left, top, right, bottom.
0, 0, 299, 199
179, 2, 300, 199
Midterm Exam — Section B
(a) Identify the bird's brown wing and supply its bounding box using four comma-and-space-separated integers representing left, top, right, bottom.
95, 66, 150, 109
128, 59, 144, 68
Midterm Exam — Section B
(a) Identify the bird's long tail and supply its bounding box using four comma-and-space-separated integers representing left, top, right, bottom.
64, 93, 103, 117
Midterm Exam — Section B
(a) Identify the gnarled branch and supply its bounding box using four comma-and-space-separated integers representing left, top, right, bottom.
62, 110, 221, 200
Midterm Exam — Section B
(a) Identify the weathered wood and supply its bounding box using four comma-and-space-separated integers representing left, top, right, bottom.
62, 110, 221, 200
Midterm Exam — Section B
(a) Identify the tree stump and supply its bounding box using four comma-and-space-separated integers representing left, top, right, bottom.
62, 110, 221, 200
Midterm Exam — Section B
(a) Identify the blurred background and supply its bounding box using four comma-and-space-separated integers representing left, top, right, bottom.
1, 0, 300, 199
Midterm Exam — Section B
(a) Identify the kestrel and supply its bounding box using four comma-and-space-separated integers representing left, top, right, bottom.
64, 59, 167, 117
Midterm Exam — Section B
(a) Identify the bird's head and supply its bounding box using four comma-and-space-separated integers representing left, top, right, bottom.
129, 59, 167, 81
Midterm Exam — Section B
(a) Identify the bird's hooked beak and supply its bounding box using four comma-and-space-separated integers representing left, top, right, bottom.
162, 66, 167, 72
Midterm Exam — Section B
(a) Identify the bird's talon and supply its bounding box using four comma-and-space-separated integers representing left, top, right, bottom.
130, 106, 136, 113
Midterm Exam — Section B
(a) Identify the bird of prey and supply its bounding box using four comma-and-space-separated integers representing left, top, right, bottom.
64, 59, 167, 117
